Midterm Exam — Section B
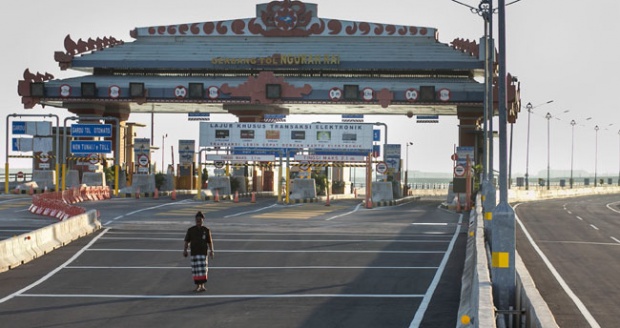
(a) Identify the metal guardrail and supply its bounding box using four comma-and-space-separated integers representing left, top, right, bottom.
0, 173, 33, 184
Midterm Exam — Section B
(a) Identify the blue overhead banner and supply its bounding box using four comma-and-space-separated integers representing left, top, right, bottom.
71, 124, 112, 137
70, 140, 112, 154
232, 147, 297, 157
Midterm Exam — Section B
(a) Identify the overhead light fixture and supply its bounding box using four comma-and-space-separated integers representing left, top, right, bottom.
129, 82, 145, 98
81, 82, 97, 98
344, 85, 359, 100
266, 84, 281, 99
189, 83, 204, 99
419, 86, 436, 102
30, 82, 45, 97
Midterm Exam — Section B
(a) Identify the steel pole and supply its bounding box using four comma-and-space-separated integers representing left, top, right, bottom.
546, 113, 552, 190
525, 103, 532, 190
491, 1, 517, 324
570, 120, 576, 188
594, 125, 599, 186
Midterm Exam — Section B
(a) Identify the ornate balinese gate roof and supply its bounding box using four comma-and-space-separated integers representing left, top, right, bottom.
17, 0, 519, 121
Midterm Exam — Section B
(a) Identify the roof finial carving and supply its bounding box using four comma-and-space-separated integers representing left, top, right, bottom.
54, 34, 124, 70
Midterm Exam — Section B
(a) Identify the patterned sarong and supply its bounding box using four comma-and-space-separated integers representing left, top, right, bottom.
190, 254, 208, 284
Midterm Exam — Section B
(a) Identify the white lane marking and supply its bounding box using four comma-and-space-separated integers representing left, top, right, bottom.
590, 224, 599, 231
514, 204, 601, 328
99, 237, 449, 243
19, 293, 425, 299
104, 200, 191, 225
0, 199, 29, 204
566, 210, 572, 215
224, 203, 279, 218
0, 228, 110, 304
409, 213, 463, 327
611, 237, 620, 244
576, 216, 584, 221
605, 201, 620, 214
411, 223, 449, 226
326, 203, 362, 221
86, 249, 445, 254
66, 266, 439, 270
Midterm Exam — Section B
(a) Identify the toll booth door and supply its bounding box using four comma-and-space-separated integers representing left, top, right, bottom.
263, 170, 274, 192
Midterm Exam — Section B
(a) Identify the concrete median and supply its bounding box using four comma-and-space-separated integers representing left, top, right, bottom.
0, 210, 101, 273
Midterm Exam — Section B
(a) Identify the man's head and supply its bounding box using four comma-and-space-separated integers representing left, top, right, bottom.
195, 211, 205, 226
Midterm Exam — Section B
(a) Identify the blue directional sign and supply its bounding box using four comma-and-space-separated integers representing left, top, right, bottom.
12, 122, 26, 135
232, 147, 297, 157
70, 140, 112, 154
71, 124, 112, 137
373, 129, 381, 142
12, 138, 20, 151
372, 145, 381, 157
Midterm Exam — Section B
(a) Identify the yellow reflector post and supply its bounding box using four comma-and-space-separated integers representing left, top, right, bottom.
492, 252, 510, 268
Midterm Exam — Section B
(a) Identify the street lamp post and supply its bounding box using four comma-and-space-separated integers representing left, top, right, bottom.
525, 100, 554, 190
404, 142, 413, 196
525, 102, 533, 190
570, 120, 576, 188
594, 125, 599, 187
162, 133, 168, 173
546, 112, 552, 190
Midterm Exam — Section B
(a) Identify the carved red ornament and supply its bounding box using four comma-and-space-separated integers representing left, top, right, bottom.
220, 71, 312, 104
55, 34, 123, 70
376, 88, 394, 109
249, 0, 314, 37
451, 38, 479, 58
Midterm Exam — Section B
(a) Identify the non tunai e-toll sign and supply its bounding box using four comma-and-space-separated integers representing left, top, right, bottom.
199, 122, 373, 151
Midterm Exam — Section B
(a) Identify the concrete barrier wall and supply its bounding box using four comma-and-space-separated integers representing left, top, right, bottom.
32, 170, 56, 190
457, 195, 562, 327
208, 176, 231, 196
509, 185, 620, 202
82, 172, 106, 186
66, 170, 80, 188
290, 178, 316, 200
0, 210, 101, 273
129, 174, 156, 193
371, 182, 393, 202
516, 253, 560, 328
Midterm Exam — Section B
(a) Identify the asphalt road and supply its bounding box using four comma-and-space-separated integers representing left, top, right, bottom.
0, 195, 466, 328
515, 194, 620, 328
0, 195, 58, 241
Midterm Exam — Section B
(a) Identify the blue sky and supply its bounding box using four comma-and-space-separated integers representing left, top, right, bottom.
2, 0, 619, 178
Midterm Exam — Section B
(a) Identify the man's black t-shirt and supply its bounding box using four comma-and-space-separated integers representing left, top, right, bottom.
184, 226, 212, 255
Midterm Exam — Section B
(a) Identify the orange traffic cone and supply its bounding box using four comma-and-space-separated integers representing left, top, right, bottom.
456, 196, 462, 213
233, 191, 239, 203
325, 196, 331, 206
135, 187, 141, 199
214, 189, 220, 202
28, 185, 34, 195
251, 192, 256, 203
154, 188, 159, 200
171, 189, 177, 200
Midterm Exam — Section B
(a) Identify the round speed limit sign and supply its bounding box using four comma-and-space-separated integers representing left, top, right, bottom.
376, 162, 388, 174
138, 154, 149, 167
214, 161, 225, 169
454, 165, 465, 177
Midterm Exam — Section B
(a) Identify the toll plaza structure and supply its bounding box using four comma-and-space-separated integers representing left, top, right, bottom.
16, 0, 520, 193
